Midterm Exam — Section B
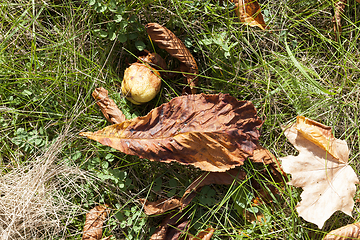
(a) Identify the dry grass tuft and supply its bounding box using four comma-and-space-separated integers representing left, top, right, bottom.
0, 126, 90, 240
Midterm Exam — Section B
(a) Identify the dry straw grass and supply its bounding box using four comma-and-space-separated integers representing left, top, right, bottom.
0, 126, 90, 240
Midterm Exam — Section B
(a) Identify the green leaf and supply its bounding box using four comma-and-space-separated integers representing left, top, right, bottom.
128, 33, 138, 40
108, 0, 117, 12
119, 20, 128, 29
108, 31, 116, 41
118, 34, 127, 43
169, 179, 177, 187
184, 37, 192, 48
22, 90, 32, 96
88, 0, 96, 6
167, 189, 176, 197
96, 4, 107, 13
101, 161, 109, 169
99, 30, 108, 38
135, 40, 146, 51
114, 14, 123, 23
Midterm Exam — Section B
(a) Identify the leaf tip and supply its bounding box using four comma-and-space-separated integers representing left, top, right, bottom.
79, 131, 93, 137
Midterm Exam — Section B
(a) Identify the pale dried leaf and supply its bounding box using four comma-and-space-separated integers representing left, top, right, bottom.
323, 222, 360, 240
92, 87, 127, 124
232, 0, 267, 30
146, 23, 198, 93
80, 93, 263, 172
82, 205, 109, 240
280, 116, 359, 228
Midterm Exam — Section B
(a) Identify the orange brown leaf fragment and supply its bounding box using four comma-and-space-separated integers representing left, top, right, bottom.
150, 213, 189, 240
232, 0, 267, 30
80, 93, 263, 172
280, 116, 359, 228
332, 0, 347, 38
323, 222, 360, 240
190, 227, 215, 240
92, 87, 127, 124
183, 169, 246, 197
139, 198, 181, 215
82, 205, 109, 240
146, 23, 199, 94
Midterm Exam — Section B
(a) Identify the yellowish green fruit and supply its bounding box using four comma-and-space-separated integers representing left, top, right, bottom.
121, 63, 161, 105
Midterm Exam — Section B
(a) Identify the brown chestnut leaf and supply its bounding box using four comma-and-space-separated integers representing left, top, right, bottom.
323, 222, 360, 240
82, 205, 109, 240
280, 116, 359, 228
146, 23, 199, 94
92, 87, 127, 124
80, 93, 262, 172
231, 0, 267, 30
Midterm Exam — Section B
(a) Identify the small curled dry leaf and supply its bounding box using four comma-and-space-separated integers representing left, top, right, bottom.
323, 222, 360, 240
92, 87, 127, 124
146, 23, 198, 94
82, 205, 109, 240
138, 50, 167, 70
190, 227, 215, 240
232, 0, 267, 30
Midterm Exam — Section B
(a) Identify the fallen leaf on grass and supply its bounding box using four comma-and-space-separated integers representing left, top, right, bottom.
92, 87, 127, 124
139, 198, 181, 215
150, 212, 189, 240
146, 23, 199, 94
231, 0, 267, 30
139, 169, 246, 216
323, 222, 360, 240
184, 169, 246, 196
82, 205, 110, 240
80, 93, 263, 172
190, 227, 215, 240
332, 0, 347, 38
280, 116, 359, 228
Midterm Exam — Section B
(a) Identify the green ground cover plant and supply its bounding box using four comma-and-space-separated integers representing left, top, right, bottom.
0, 0, 359, 239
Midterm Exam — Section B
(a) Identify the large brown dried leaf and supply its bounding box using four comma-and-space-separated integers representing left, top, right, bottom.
92, 87, 127, 124
232, 0, 267, 30
146, 23, 199, 94
82, 205, 109, 240
80, 93, 263, 172
323, 222, 360, 240
280, 116, 359, 228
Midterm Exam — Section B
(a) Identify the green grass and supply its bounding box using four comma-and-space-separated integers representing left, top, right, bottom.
1, 0, 360, 239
